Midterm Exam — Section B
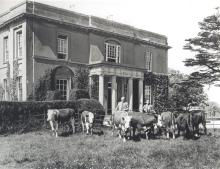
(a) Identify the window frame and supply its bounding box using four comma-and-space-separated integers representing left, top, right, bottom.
145, 85, 152, 104
15, 30, 22, 59
56, 79, 69, 100
3, 79, 8, 101
145, 51, 153, 71
105, 42, 121, 63
57, 34, 68, 60
17, 76, 22, 101
3, 36, 9, 63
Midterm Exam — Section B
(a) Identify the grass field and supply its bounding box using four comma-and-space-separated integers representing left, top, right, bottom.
0, 129, 220, 169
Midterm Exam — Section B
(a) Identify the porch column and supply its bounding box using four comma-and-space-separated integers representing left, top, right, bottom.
99, 74, 104, 106
128, 78, 133, 111
89, 75, 92, 97
111, 76, 117, 112
138, 79, 144, 112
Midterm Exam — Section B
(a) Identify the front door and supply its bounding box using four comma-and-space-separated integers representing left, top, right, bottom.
133, 79, 139, 111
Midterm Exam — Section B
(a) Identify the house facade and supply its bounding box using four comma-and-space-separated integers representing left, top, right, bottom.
0, 1, 170, 114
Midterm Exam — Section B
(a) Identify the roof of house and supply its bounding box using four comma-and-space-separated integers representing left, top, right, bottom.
0, 0, 169, 49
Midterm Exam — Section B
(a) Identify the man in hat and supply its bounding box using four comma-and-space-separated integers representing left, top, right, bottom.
143, 100, 153, 113
116, 96, 129, 112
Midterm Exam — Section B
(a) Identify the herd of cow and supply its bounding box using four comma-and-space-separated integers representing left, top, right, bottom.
46, 108, 207, 142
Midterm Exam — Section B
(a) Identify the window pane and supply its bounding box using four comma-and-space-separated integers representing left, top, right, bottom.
105, 42, 121, 63
57, 35, 68, 59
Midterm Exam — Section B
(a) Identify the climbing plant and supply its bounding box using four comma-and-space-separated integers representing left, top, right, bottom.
5, 60, 19, 101
144, 72, 169, 112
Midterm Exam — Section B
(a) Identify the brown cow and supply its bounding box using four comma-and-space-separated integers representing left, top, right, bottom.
47, 108, 75, 137
190, 109, 207, 137
158, 111, 176, 139
128, 111, 157, 140
111, 111, 132, 142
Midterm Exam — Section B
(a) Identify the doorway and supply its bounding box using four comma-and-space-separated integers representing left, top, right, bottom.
133, 79, 139, 111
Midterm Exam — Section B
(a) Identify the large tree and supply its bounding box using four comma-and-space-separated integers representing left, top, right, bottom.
184, 8, 220, 85
168, 69, 208, 110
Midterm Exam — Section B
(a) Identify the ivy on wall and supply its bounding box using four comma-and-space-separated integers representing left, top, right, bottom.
28, 66, 90, 101
90, 75, 99, 100
144, 72, 169, 113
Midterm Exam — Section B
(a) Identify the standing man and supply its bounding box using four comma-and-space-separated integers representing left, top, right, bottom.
143, 100, 153, 113
116, 96, 129, 112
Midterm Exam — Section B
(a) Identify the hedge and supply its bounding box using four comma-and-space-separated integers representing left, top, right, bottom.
0, 99, 105, 134
76, 98, 105, 125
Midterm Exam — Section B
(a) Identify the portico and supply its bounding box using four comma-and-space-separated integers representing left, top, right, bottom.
89, 64, 144, 114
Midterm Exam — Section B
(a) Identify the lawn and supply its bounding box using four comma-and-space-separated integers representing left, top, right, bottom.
0, 129, 220, 169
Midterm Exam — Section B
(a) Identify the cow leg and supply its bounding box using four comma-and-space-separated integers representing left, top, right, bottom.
81, 122, 85, 133
71, 118, 75, 134
112, 125, 115, 136
49, 121, 55, 136
166, 129, 170, 139
132, 127, 136, 139
172, 127, 175, 139
194, 125, 199, 137
85, 123, 89, 134
55, 122, 58, 138
118, 129, 122, 139
146, 131, 149, 140
202, 122, 207, 135
172, 131, 175, 139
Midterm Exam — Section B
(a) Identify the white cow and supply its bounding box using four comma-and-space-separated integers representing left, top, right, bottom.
81, 111, 94, 135
47, 108, 75, 137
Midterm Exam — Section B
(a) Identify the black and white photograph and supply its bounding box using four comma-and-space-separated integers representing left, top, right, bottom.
0, 0, 220, 168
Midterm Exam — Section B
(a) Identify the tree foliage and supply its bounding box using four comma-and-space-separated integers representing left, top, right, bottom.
168, 69, 208, 110
184, 9, 220, 85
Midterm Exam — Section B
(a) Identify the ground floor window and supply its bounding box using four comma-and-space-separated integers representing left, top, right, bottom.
17, 76, 22, 101
145, 85, 152, 104
56, 79, 68, 100
3, 79, 8, 100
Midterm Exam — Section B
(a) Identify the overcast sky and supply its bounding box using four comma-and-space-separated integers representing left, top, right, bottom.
1, 0, 220, 104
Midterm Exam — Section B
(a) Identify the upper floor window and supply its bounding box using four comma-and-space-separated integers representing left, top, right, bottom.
57, 35, 68, 59
105, 41, 121, 63
16, 31, 22, 59
3, 36, 9, 63
145, 51, 152, 71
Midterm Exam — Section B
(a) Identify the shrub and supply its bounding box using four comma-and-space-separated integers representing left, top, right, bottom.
45, 90, 63, 101
69, 89, 90, 101
76, 99, 105, 125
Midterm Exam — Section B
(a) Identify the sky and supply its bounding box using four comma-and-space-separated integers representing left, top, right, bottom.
0, 0, 220, 104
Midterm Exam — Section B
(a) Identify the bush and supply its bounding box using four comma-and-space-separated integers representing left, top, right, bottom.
69, 89, 90, 101
45, 90, 63, 101
76, 99, 105, 125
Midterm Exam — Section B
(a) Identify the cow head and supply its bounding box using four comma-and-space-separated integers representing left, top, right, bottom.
121, 115, 132, 132
47, 109, 57, 121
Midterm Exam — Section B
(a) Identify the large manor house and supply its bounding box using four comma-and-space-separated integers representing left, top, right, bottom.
0, 1, 170, 114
